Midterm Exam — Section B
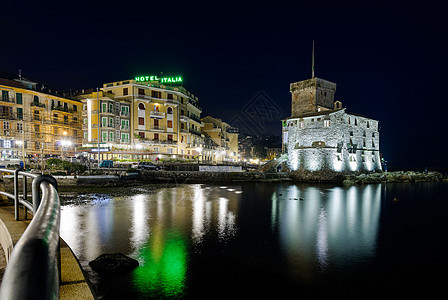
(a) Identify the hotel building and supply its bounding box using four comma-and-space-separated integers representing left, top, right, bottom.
77, 76, 204, 161
201, 116, 239, 163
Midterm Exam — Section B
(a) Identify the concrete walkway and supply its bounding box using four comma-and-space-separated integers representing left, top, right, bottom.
0, 205, 95, 299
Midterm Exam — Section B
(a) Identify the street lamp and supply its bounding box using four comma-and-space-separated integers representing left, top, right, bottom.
61, 140, 72, 158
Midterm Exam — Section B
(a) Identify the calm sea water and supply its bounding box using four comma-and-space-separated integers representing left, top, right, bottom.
60, 182, 448, 299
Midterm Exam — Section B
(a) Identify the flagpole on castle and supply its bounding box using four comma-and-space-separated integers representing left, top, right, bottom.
312, 40, 315, 78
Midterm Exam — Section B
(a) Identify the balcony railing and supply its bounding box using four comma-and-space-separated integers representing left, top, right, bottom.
52, 106, 73, 113
120, 111, 130, 117
31, 102, 46, 108
150, 111, 165, 118
0, 96, 15, 103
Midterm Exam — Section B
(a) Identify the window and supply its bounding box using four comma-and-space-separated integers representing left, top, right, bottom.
180, 97, 184, 104
154, 119, 159, 127
102, 132, 108, 142
138, 103, 145, 110
16, 93, 22, 104
168, 134, 173, 141
123, 88, 128, 96
121, 119, 129, 129
109, 132, 114, 141
63, 102, 68, 110
181, 123, 184, 129
2, 91, 9, 101
102, 103, 107, 113
167, 120, 173, 128
102, 117, 107, 127
73, 105, 77, 112
34, 110, 40, 120
121, 133, 129, 143
167, 93, 173, 100
324, 120, 330, 127
3, 121, 9, 129
74, 130, 78, 137
154, 147, 159, 153
167, 148, 173, 154
33, 95, 39, 103
84, 118, 88, 124
138, 88, 144, 95
167, 107, 173, 114
154, 133, 159, 140
138, 117, 145, 125
54, 127, 58, 135
121, 105, 129, 116
139, 132, 145, 139
64, 116, 68, 124
299, 121, 304, 128
109, 117, 114, 127
17, 108, 23, 120
17, 123, 23, 132
109, 103, 113, 113
151, 91, 161, 98
4, 140, 11, 148
355, 118, 358, 126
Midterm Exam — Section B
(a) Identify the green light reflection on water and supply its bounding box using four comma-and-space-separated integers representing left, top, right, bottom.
132, 230, 187, 298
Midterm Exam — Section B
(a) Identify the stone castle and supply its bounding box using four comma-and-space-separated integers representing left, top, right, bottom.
282, 77, 382, 172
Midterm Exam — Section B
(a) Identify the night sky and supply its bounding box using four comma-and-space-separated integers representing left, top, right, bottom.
2, 1, 447, 168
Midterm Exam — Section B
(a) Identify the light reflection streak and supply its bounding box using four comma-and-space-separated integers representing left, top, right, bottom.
274, 184, 381, 277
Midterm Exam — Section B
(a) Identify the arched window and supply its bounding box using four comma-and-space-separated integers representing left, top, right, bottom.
138, 103, 145, 110
167, 107, 173, 114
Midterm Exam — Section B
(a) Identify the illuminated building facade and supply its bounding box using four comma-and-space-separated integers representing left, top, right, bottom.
0, 76, 82, 162
283, 77, 382, 172
201, 116, 239, 163
78, 76, 205, 161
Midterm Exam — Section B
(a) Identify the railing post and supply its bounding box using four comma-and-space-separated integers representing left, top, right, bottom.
13, 169, 21, 221
32, 175, 58, 213
23, 175, 28, 220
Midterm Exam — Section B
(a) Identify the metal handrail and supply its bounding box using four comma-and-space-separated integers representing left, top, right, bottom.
0, 169, 60, 300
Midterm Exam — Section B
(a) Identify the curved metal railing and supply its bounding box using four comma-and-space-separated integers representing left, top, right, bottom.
0, 169, 60, 299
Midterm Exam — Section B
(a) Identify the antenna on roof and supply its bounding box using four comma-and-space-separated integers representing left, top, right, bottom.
312, 40, 315, 78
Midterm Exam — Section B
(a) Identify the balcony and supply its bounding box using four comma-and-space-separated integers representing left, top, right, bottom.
150, 111, 165, 119
52, 106, 73, 113
31, 102, 46, 109
120, 125, 130, 130
190, 129, 202, 136
120, 111, 130, 117
0, 96, 15, 104
149, 126, 164, 132
180, 115, 189, 122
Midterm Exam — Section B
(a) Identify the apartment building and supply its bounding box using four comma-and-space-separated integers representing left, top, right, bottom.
0, 76, 82, 162
201, 116, 239, 163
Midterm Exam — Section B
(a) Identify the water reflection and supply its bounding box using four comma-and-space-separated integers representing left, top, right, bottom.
272, 184, 381, 279
60, 183, 384, 298
60, 184, 241, 298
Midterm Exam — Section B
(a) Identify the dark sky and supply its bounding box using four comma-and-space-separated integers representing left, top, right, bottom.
2, 1, 447, 168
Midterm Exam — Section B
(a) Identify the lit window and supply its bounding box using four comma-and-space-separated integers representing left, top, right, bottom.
324, 120, 330, 127
299, 121, 304, 128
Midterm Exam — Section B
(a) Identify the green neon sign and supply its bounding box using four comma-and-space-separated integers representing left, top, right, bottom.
135, 75, 183, 84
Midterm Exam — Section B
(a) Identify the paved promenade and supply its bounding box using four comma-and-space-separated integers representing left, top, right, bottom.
0, 205, 95, 299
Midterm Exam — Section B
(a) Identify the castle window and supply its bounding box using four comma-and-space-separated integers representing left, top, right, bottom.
324, 120, 330, 127
299, 121, 304, 128
312, 141, 326, 148
348, 117, 351, 124
355, 118, 358, 126
367, 121, 370, 128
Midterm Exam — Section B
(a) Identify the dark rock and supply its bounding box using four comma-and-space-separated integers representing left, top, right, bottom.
89, 253, 139, 276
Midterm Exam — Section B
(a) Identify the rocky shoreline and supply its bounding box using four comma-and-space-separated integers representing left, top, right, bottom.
342, 171, 447, 185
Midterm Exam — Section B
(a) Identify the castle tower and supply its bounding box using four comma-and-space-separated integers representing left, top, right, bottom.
290, 77, 337, 117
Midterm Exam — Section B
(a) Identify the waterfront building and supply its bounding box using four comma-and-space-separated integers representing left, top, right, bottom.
77, 76, 204, 161
282, 77, 382, 172
0, 76, 82, 162
201, 116, 239, 163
